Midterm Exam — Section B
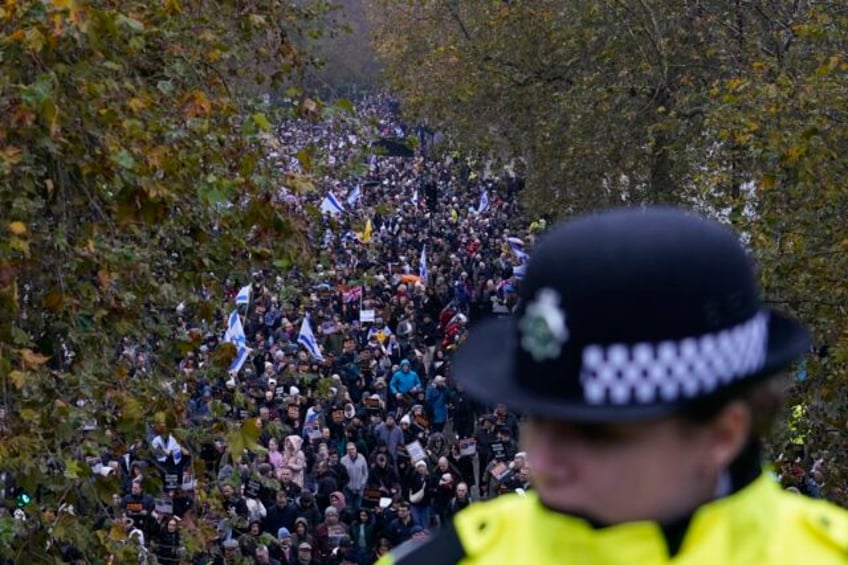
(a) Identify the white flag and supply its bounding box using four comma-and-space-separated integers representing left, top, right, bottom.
235, 284, 252, 306
224, 309, 246, 347
320, 192, 345, 216
419, 246, 428, 283
477, 191, 490, 213
297, 316, 324, 361
347, 185, 362, 207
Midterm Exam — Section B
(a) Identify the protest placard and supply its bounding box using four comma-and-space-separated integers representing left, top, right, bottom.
405, 440, 426, 463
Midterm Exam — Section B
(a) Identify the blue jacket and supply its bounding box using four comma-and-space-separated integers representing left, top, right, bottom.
425, 384, 449, 424
390, 367, 421, 395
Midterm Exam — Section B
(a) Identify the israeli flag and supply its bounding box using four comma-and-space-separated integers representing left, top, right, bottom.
513, 263, 527, 281
235, 284, 252, 306
477, 190, 490, 213
320, 192, 345, 216
230, 345, 252, 374
347, 184, 361, 207
224, 309, 246, 347
507, 237, 529, 262
419, 246, 428, 283
297, 316, 324, 361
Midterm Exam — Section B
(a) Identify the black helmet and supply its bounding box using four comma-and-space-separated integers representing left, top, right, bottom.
454, 207, 809, 421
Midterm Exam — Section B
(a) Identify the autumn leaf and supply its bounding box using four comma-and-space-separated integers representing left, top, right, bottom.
20, 349, 50, 370
227, 417, 263, 459
183, 90, 212, 119
0, 146, 24, 171
19, 408, 40, 424
7, 370, 26, 389
6, 221, 27, 235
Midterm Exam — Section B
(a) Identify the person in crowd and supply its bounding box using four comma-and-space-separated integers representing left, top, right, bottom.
290, 517, 313, 555
121, 478, 155, 528
279, 467, 303, 500
407, 461, 432, 529
314, 505, 350, 561
425, 376, 450, 433
350, 508, 377, 557
271, 527, 295, 565
340, 442, 369, 512
314, 459, 340, 512
390, 360, 421, 405
382, 207, 848, 563
368, 452, 401, 500
447, 482, 472, 518
374, 414, 404, 462
387, 502, 417, 548
152, 515, 181, 564
238, 519, 263, 558
294, 492, 322, 531
328, 490, 355, 526
296, 541, 315, 565
264, 489, 299, 536
255, 543, 282, 565
267, 437, 285, 474
282, 435, 307, 488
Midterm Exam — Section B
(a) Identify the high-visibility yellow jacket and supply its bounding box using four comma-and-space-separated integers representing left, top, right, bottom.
382, 473, 848, 564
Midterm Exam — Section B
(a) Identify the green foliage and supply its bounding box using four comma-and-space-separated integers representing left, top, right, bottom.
373, 1, 848, 501
0, 0, 335, 559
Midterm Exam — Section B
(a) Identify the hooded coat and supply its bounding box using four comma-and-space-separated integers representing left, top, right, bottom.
390, 360, 421, 395
282, 435, 306, 488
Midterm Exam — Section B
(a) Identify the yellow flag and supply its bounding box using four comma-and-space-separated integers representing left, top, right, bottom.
357, 219, 373, 243
363, 219, 372, 243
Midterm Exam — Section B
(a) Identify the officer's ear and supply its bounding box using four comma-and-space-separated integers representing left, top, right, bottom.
703, 400, 752, 471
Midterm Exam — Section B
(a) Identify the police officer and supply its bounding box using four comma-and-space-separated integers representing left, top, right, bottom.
382, 207, 848, 564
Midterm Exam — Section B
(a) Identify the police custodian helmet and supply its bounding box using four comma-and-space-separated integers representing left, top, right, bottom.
455, 207, 810, 421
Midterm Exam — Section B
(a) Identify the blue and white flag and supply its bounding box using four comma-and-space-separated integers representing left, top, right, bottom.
419, 246, 428, 283
235, 284, 252, 306
224, 309, 246, 347
229, 345, 252, 373
347, 184, 361, 207
507, 237, 529, 262
513, 263, 527, 281
477, 190, 490, 213
320, 192, 345, 216
297, 316, 324, 361
411, 189, 419, 205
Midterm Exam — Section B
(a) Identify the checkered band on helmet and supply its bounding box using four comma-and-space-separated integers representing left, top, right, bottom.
580, 312, 769, 406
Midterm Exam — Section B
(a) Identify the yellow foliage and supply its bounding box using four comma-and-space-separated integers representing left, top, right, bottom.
20, 348, 50, 369
7, 221, 26, 235
7, 370, 25, 389
127, 97, 147, 113
183, 90, 212, 119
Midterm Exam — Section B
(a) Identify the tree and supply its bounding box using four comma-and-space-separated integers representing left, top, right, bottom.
373, 1, 848, 502
0, 0, 333, 559
306, 0, 382, 98
702, 7, 848, 498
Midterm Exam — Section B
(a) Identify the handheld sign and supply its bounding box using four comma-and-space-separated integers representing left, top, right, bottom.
458, 438, 477, 457
405, 440, 427, 463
